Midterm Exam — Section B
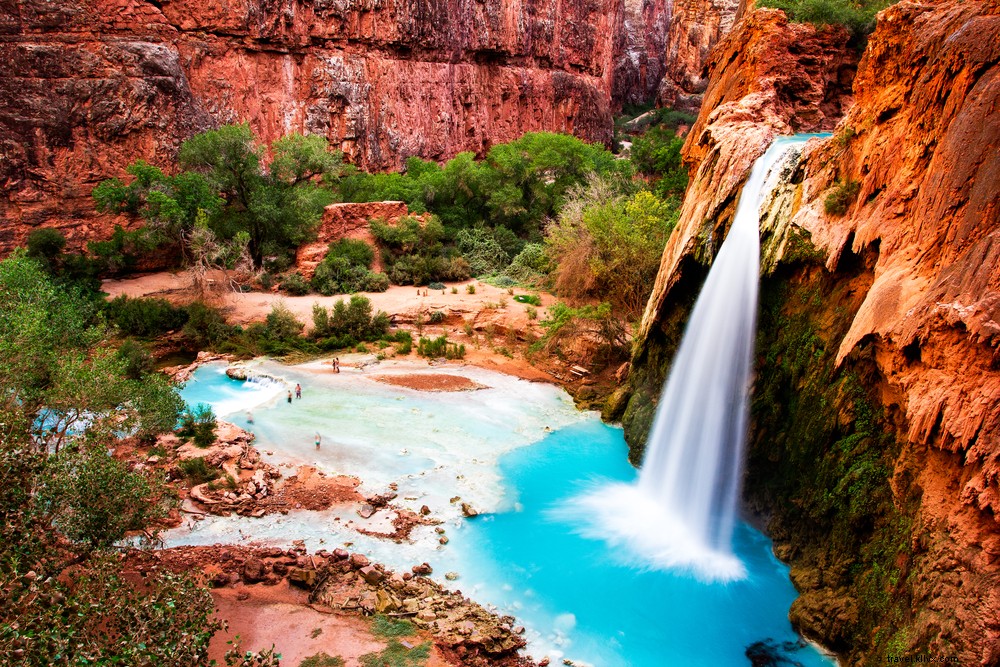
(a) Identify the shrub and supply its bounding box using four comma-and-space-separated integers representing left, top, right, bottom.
280, 272, 310, 295
526, 305, 538, 320
506, 242, 552, 282
177, 403, 217, 447
454, 227, 511, 275
311, 239, 388, 295
429, 310, 445, 324
451, 286, 458, 294
182, 301, 235, 349
178, 457, 220, 485
26, 227, 67, 263
417, 335, 466, 359
824, 179, 861, 216
104, 295, 190, 338
466, 283, 476, 294
371, 615, 415, 638
117, 339, 155, 380
513, 293, 542, 306
312, 296, 390, 343
757, 0, 891, 39
428, 281, 445, 291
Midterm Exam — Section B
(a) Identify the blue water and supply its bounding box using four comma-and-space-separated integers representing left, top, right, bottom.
174, 362, 834, 667
457, 421, 833, 666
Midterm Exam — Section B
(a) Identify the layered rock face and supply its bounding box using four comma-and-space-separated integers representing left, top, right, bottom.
624, 1, 1000, 663
657, 0, 741, 112
0, 0, 631, 253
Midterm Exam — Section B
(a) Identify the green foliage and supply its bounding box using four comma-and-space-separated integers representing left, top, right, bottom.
548, 182, 678, 318
312, 296, 391, 348
371, 614, 415, 638
824, 179, 861, 216
311, 239, 388, 295
428, 281, 445, 291
182, 301, 237, 349
25, 227, 67, 262
103, 295, 190, 338
630, 128, 689, 199
341, 133, 625, 239
178, 456, 220, 485
513, 293, 542, 306
1, 553, 222, 666
428, 310, 445, 324
466, 283, 476, 295
757, 0, 893, 39
371, 216, 471, 286
531, 302, 628, 365
94, 125, 342, 272
0, 253, 262, 667
454, 227, 512, 275
417, 335, 465, 359
88, 224, 165, 276
299, 653, 346, 667
0, 253, 183, 451
116, 338, 155, 380
359, 640, 431, 667
177, 402, 217, 448
175, 403, 216, 442
280, 272, 311, 295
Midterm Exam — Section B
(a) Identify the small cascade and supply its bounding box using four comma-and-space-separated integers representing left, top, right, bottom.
561, 135, 821, 582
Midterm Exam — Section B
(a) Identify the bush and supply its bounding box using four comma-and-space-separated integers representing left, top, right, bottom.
177, 403, 217, 447
178, 457, 220, 485
429, 310, 445, 324
104, 295, 190, 338
466, 283, 476, 294
117, 339, 155, 380
312, 296, 390, 343
26, 227, 67, 262
513, 293, 542, 306
428, 281, 445, 291
311, 239, 388, 295
824, 179, 861, 216
280, 272, 310, 295
182, 301, 236, 348
757, 0, 891, 39
455, 227, 511, 275
417, 335, 466, 359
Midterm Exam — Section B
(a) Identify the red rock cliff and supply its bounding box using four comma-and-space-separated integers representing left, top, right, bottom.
629, 1, 1000, 663
0, 0, 632, 252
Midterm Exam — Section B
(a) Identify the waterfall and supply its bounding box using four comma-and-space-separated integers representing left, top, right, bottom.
559, 135, 821, 582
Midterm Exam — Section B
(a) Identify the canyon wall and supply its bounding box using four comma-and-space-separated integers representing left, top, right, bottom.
620, 1, 999, 664
0, 0, 618, 253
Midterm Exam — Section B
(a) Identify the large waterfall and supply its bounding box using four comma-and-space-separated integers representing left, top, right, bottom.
562, 136, 818, 582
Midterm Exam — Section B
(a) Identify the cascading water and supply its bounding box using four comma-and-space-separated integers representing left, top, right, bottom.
562, 135, 822, 582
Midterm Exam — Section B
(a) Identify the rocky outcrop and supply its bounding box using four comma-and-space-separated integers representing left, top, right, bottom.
657, 0, 741, 112
612, 0, 671, 106
294, 201, 417, 278
636, 8, 857, 354
622, 1, 1000, 664
0, 0, 626, 255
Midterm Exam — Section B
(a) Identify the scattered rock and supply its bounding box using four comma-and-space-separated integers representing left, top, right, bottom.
349, 553, 370, 568
461, 502, 479, 517
241, 558, 266, 583
445, 571, 459, 581
412, 562, 433, 576
288, 567, 317, 589
359, 565, 384, 585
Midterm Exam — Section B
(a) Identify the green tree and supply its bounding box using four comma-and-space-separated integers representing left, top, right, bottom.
179, 124, 340, 265
547, 179, 678, 318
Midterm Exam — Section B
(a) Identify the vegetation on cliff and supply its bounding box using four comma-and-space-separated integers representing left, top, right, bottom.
0, 253, 222, 665
758, 0, 894, 39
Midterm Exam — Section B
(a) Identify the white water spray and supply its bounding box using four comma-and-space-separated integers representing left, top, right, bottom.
562, 136, 819, 582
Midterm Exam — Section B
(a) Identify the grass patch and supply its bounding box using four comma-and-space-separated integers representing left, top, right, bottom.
371, 614, 415, 638
359, 640, 430, 667
178, 457, 219, 486
299, 653, 345, 667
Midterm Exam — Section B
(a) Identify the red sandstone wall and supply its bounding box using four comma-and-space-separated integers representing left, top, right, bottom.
0, 0, 633, 254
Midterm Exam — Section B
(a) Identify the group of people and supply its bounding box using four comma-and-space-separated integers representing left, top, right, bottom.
330, 357, 341, 373
245, 374, 333, 451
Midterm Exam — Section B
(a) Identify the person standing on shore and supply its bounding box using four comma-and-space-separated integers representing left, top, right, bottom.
287, 391, 292, 404
315, 432, 321, 449
295, 383, 302, 399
